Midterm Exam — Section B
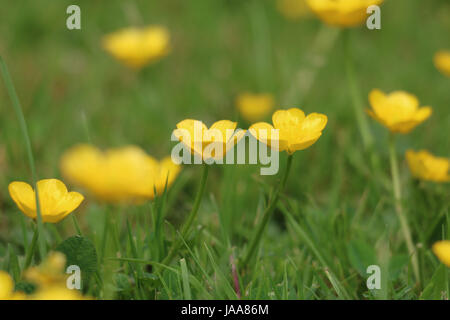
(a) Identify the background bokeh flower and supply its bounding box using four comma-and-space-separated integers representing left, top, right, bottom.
432, 241, 450, 267
306, 0, 383, 27
406, 150, 450, 183
367, 89, 432, 134
236, 92, 274, 122
102, 25, 170, 69
60, 144, 180, 202
434, 50, 450, 77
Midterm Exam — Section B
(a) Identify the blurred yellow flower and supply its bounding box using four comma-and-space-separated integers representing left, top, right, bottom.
236, 93, 274, 122
432, 241, 450, 267
30, 286, 89, 300
102, 25, 170, 69
406, 150, 450, 183
60, 144, 180, 202
277, 0, 310, 20
0, 271, 26, 300
367, 89, 432, 134
8, 179, 84, 223
173, 119, 245, 161
306, 0, 383, 27
25, 252, 67, 287
25, 252, 91, 300
249, 108, 327, 154
434, 50, 450, 77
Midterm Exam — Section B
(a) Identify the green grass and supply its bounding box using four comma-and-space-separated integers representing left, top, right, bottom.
0, 0, 449, 300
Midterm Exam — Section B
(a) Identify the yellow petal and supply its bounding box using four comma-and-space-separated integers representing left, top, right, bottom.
369, 89, 388, 116
249, 122, 288, 151
272, 108, 305, 130
48, 191, 84, 223
37, 179, 69, 216
414, 106, 432, 122
300, 113, 328, 133
0, 271, 14, 300
432, 241, 450, 267
8, 181, 36, 219
209, 120, 237, 142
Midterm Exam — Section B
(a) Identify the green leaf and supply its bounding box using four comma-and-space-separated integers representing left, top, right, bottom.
55, 235, 98, 289
420, 264, 447, 300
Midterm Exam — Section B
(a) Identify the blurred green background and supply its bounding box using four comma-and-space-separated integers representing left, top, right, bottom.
0, 0, 449, 299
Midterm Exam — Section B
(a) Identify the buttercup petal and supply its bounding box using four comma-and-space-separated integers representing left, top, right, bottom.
300, 113, 328, 133
414, 106, 432, 122
8, 182, 36, 218
249, 122, 288, 151
272, 108, 305, 129
36, 179, 69, 216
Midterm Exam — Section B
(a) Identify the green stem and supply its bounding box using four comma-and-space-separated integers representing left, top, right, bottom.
241, 155, 293, 268
24, 225, 39, 269
161, 164, 209, 266
0, 56, 47, 259
343, 30, 374, 151
388, 134, 420, 284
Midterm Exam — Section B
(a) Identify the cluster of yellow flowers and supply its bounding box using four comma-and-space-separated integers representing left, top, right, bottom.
0, 252, 89, 300
301, 0, 450, 269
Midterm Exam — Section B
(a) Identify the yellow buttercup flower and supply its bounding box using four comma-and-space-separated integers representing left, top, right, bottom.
306, 0, 383, 27
102, 25, 170, 69
277, 0, 311, 20
432, 241, 450, 267
25, 252, 91, 300
30, 286, 89, 300
367, 89, 432, 134
8, 179, 84, 223
25, 252, 67, 287
249, 108, 327, 155
0, 271, 26, 300
60, 144, 180, 202
173, 119, 245, 161
406, 150, 450, 183
434, 50, 450, 77
236, 93, 274, 122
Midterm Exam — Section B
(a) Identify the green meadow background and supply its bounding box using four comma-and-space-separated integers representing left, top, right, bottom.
0, 0, 449, 299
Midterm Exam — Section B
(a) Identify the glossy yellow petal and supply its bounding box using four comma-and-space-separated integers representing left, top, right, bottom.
432, 241, 450, 267
36, 179, 69, 216
300, 113, 328, 133
9, 179, 83, 223
8, 181, 36, 219
249, 122, 288, 151
209, 120, 237, 142
289, 132, 322, 153
272, 108, 305, 130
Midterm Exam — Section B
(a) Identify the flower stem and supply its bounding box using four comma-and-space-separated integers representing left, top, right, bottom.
241, 155, 293, 268
343, 30, 374, 152
161, 164, 209, 266
388, 134, 420, 284
24, 225, 39, 269
0, 56, 47, 259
